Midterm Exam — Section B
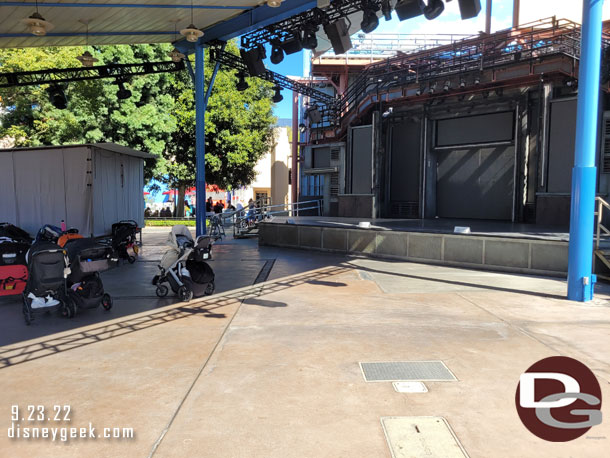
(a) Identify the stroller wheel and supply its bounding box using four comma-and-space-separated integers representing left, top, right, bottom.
22, 302, 32, 325
62, 299, 75, 319
178, 286, 193, 302
204, 281, 215, 296
155, 285, 169, 298
101, 293, 113, 311
127, 255, 136, 264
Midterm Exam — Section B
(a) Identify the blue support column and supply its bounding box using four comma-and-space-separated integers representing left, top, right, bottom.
195, 43, 207, 237
567, 0, 604, 301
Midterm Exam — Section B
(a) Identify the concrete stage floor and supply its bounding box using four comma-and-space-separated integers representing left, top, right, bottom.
0, 227, 609, 457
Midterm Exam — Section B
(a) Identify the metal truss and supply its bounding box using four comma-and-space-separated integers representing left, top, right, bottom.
240, 0, 381, 50
0, 60, 185, 88
209, 43, 338, 108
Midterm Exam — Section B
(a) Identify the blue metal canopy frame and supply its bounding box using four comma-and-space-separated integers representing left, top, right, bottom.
567, 0, 604, 302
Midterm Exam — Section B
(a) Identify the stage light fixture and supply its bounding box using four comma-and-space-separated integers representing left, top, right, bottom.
236, 72, 249, 92
361, 4, 380, 34
395, 0, 423, 21
306, 105, 322, 124
457, 0, 482, 20
415, 88, 422, 96
421, 0, 445, 20
474, 76, 480, 85
47, 85, 67, 109
272, 86, 283, 103
270, 40, 284, 64
459, 79, 466, 88
116, 80, 132, 100
281, 32, 303, 54
443, 80, 450, 92
381, 0, 393, 21
302, 24, 319, 50
324, 18, 353, 55
299, 123, 307, 133
240, 45, 267, 76
428, 82, 437, 94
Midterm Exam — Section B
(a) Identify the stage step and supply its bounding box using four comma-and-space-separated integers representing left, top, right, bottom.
259, 222, 569, 277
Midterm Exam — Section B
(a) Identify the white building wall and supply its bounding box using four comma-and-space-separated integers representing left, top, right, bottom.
519, 2, 610, 25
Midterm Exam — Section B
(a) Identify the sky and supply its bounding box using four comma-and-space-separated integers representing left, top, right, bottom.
263, 0, 610, 120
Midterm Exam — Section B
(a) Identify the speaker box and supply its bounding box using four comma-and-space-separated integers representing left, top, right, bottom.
457, 0, 481, 20
240, 47, 267, 77
323, 18, 353, 55
395, 0, 423, 21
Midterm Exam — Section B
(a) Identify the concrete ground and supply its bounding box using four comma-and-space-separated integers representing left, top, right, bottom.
1, 227, 609, 457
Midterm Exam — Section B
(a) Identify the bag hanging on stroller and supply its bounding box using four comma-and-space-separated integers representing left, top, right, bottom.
64, 238, 117, 311
0, 241, 30, 297
0, 223, 33, 244
23, 242, 74, 325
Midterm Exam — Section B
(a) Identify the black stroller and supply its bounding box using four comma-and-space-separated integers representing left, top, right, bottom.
22, 242, 73, 325
64, 238, 117, 312
111, 220, 140, 264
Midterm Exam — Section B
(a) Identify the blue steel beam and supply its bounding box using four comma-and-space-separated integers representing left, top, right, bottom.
567, 0, 604, 302
2, 2, 251, 9
176, 0, 316, 53
204, 42, 225, 106
0, 31, 175, 38
195, 42, 207, 237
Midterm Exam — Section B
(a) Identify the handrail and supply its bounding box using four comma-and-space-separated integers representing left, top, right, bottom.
595, 197, 610, 249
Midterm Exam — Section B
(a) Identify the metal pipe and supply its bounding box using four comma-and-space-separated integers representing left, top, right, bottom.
195, 43, 207, 237
567, 0, 603, 302
513, 0, 520, 28
204, 42, 225, 106
485, 0, 492, 34
2, 2, 250, 9
291, 90, 299, 216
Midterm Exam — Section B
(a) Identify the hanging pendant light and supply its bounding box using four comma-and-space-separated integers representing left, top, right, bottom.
180, 0, 204, 43
168, 20, 185, 62
21, 0, 54, 36
77, 20, 99, 67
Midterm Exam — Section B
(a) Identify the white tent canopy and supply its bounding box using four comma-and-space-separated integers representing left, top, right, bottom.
0, 143, 153, 237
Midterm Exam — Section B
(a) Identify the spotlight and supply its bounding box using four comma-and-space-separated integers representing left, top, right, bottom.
361, 4, 380, 34
415, 88, 422, 96
381, 0, 393, 21
47, 85, 67, 109
457, 0, 482, 20
270, 40, 284, 65
281, 32, 303, 55
272, 86, 283, 103
395, 0, 423, 21
443, 80, 450, 92
240, 46, 267, 76
474, 76, 480, 85
299, 123, 307, 133
459, 79, 466, 88
116, 81, 132, 100
428, 82, 437, 94
382, 107, 394, 118
421, 0, 445, 20
236, 72, 249, 92
306, 106, 322, 124
565, 77, 578, 88
21, 11, 54, 36
302, 24, 319, 50
324, 18, 353, 55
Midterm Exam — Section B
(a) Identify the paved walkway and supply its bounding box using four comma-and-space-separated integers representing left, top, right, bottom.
1, 227, 609, 457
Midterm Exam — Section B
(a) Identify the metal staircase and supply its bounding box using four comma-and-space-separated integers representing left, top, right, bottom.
594, 197, 610, 281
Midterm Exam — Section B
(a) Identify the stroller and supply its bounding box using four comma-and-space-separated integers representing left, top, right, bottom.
64, 238, 117, 312
22, 242, 73, 325
0, 223, 32, 298
36, 224, 79, 244
111, 220, 140, 264
152, 225, 214, 302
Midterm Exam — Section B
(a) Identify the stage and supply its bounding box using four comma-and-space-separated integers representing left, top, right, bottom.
258, 217, 575, 278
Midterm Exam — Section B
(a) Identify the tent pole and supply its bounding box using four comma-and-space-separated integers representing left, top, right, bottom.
195, 42, 207, 237
567, 0, 603, 301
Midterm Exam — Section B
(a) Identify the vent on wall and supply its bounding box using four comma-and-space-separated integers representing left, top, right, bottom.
602, 112, 610, 174
391, 201, 418, 218
330, 147, 341, 162
330, 172, 339, 198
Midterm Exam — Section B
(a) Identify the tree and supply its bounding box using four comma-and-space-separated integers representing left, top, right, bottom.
157, 41, 276, 216
0, 44, 177, 180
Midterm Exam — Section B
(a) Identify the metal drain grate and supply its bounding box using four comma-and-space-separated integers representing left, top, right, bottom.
360, 361, 457, 382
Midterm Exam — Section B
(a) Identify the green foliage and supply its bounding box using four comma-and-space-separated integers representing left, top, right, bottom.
144, 219, 196, 227
1, 42, 277, 190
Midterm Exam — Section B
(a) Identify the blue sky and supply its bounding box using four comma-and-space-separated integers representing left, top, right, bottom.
263, 0, 515, 119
